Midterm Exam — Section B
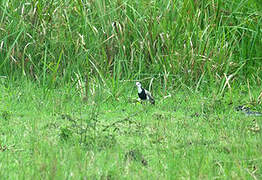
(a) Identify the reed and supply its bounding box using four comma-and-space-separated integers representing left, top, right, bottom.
0, 0, 261, 90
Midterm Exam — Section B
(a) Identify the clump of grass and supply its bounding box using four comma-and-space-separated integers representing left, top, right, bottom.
1, 110, 11, 120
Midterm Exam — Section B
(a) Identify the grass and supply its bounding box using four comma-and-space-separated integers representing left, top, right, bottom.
1, 0, 262, 86
0, 79, 261, 179
0, 0, 262, 179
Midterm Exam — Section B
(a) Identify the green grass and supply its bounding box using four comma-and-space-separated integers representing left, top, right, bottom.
1, 0, 262, 179
0, 79, 261, 179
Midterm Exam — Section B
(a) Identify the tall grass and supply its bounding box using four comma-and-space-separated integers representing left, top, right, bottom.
0, 0, 261, 89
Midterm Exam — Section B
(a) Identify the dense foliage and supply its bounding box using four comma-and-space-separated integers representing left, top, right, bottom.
1, 0, 261, 88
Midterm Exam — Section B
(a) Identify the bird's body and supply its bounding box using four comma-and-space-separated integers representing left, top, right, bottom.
235, 106, 262, 116
136, 82, 155, 104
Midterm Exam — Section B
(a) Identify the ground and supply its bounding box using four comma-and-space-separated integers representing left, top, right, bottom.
0, 81, 261, 179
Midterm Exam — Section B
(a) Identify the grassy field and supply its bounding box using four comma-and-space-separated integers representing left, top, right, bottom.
0, 79, 261, 179
1, 0, 262, 179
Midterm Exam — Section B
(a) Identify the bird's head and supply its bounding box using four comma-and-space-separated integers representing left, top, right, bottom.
136, 82, 142, 88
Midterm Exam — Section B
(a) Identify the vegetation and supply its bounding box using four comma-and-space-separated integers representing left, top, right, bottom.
0, 0, 262, 179
0, 80, 262, 179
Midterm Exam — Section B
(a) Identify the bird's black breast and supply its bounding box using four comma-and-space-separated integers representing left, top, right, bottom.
138, 88, 147, 100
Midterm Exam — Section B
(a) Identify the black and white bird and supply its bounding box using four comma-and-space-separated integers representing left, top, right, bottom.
235, 105, 262, 116
136, 82, 155, 105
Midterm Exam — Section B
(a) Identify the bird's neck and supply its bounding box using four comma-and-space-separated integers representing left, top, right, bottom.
137, 87, 143, 94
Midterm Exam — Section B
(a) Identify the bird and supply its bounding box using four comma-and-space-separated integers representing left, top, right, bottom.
135, 82, 155, 105
235, 105, 262, 116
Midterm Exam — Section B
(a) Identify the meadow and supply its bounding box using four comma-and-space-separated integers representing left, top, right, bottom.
0, 0, 262, 179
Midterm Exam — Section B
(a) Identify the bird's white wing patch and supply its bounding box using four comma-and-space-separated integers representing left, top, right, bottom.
144, 89, 151, 97
145, 89, 155, 104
